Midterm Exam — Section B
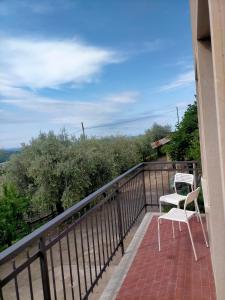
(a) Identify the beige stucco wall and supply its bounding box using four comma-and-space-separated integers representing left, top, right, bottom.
189, 1, 225, 299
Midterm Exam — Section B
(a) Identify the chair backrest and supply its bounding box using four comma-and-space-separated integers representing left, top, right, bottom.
174, 173, 194, 192
184, 187, 200, 210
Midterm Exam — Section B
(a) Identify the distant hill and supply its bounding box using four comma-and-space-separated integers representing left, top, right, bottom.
0, 148, 21, 163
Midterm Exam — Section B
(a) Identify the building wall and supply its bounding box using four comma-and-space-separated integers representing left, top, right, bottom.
189, 1, 225, 299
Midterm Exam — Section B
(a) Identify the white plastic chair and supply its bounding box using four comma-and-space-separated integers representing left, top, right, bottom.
159, 173, 195, 230
157, 187, 209, 261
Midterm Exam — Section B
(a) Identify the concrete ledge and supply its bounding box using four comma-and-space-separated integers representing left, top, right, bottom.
100, 212, 156, 300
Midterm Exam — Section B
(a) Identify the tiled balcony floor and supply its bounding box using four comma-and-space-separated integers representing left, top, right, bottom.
116, 216, 216, 300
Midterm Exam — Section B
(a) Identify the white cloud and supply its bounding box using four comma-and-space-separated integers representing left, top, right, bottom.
0, 35, 136, 144
1, 88, 140, 127
125, 39, 166, 57
0, 37, 121, 89
142, 39, 165, 52
105, 91, 139, 104
159, 70, 195, 91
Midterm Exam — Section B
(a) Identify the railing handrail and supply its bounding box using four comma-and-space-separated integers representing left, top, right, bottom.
143, 160, 198, 165
0, 162, 144, 264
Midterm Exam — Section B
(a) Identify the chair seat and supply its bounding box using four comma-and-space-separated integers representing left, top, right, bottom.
159, 208, 196, 222
159, 193, 186, 206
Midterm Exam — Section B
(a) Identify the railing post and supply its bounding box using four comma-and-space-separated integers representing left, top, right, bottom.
0, 282, 3, 300
193, 162, 197, 189
116, 185, 124, 256
39, 237, 51, 300
142, 167, 147, 213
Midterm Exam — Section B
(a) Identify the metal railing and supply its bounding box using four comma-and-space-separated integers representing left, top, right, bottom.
0, 161, 198, 300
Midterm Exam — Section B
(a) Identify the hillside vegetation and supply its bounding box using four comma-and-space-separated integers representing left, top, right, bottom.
0, 123, 170, 249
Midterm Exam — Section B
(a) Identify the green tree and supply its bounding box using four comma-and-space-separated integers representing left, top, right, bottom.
137, 123, 171, 161
7, 131, 75, 214
103, 136, 141, 174
146, 123, 171, 141
0, 183, 29, 248
165, 102, 200, 161
6, 132, 142, 213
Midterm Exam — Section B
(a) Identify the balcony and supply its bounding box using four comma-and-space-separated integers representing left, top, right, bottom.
0, 161, 216, 300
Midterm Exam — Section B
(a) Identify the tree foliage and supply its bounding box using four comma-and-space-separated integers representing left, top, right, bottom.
136, 123, 171, 161
164, 102, 200, 161
6, 132, 144, 214
0, 122, 171, 248
0, 183, 29, 248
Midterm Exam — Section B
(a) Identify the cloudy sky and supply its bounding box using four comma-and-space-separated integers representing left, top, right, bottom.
0, 0, 195, 148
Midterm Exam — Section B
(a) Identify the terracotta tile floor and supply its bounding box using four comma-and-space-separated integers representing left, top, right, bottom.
116, 216, 216, 300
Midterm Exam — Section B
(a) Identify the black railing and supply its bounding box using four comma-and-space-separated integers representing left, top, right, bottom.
0, 161, 198, 300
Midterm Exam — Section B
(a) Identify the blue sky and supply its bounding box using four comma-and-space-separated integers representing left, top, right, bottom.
0, 0, 195, 148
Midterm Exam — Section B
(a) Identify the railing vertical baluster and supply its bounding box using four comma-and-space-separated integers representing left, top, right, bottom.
175, 162, 178, 172
105, 200, 113, 256
80, 222, 87, 294
138, 173, 142, 212
99, 208, 106, 266
123, 186, 129, 234
138, 173, 143, 216
128, 180, 133, 224
66, 234, 75, 300
161, 169, 164, 196
142, 169, 147, 212
85, 217, 93, 287
109, 198, 116, 251
95, 212, 103, 273
73, 228, 82, 300
126, 181, 132, 229
0, 284, 3, 300
59, 239, 66, 300
91, 213, 98, 279
39, 237, 51, 300
49, 241, 57, 300
112, 195, 119, 244
116, 187, 124, 255
130, 178, 135, 223
103, 203, 110, 264
193, 162, 197, 189
134, 175, 138, 219
118, 187, 125, 237
26, 251, 34, 300
167, 169, 170, 193
148, 170, 153, 205
155, 170, 159, 206
142, 173, 146, 210
13, 261, 20, 300
134, 175, 139, 216
133, 175, 139, 219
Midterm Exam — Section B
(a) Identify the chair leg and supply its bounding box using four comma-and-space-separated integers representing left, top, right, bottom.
178, 221, 182, 231
195, 202, 200, 222
178, 203, 182, 232
172, 221, 175, 238
159, 201, 162, 224
198, 213, 209, 247
158, 218, 161, 251
186, 220, 198, 261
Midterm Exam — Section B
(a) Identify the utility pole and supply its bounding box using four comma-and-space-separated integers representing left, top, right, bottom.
81, 122, 85, 139
176, 106, 180, 125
